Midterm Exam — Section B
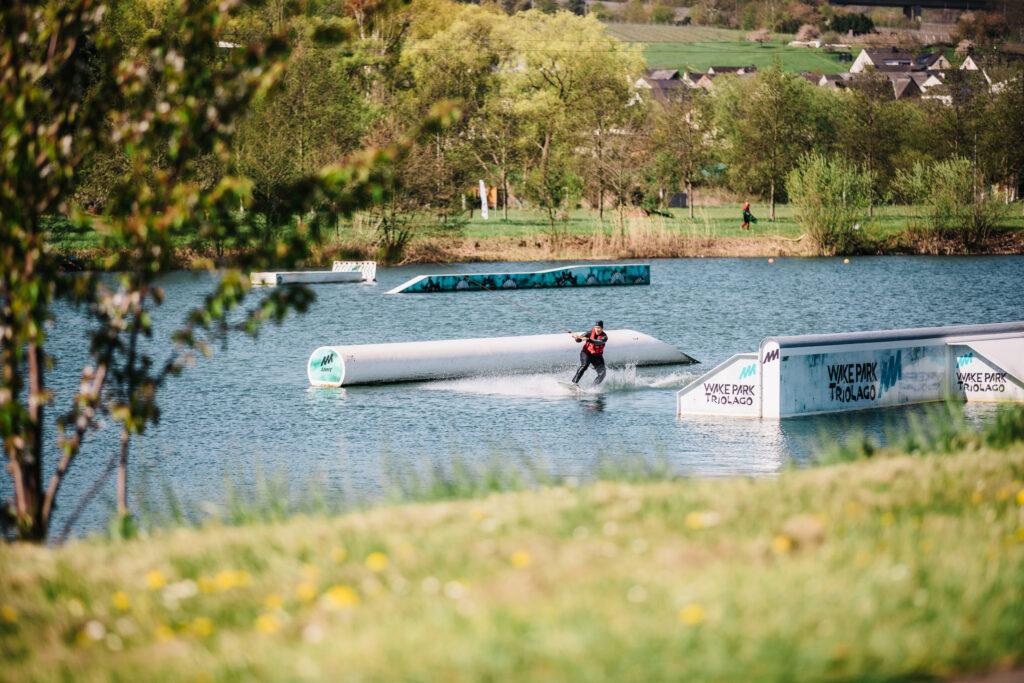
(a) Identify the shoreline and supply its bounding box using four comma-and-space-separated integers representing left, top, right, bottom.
56, 230, 1024, 271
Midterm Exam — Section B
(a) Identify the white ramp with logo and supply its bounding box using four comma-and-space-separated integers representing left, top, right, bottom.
678, 321, 1024, 419
676, 353, 760, 417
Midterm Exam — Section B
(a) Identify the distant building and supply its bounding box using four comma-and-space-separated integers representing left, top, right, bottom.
850, 49, 948, 75
890, 75, 922, 100
707, 65, 757, 76
851, 48, 914, 73
634, 69, 690, 103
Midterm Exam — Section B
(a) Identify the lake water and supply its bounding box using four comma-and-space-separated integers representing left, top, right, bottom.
18, 256, 1024, 536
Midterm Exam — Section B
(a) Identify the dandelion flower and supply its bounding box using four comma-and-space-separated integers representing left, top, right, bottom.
256, 613, 280, 635
510, 550, 532, 568
215, 569, 252, 591
685, 511, 720, 530
1017, 488, 1024, 506
329, 547, 347, 564
154, 624, 175, 642
111, 591, 131, 612
365, 552, 389, 572
1, 605, 18, 624
678, 603, 705, 625
264, 593, 284, 610
771, 534, 793, 555
146, 569, 167, 590
322, 584, 359, 610
296, 581, 318, 603
191, 616, 214, 638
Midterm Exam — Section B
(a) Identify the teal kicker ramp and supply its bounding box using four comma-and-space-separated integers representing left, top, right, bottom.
387, 264, 650, 294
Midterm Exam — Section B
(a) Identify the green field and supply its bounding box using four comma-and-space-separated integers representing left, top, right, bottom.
1, 434, 1023, 681
460, 204, 1024, 241
603, 23, 852, 74
642, 40, 851, 74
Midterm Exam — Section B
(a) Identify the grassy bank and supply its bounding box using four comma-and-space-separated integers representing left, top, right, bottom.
2, 441, 1023, 681
49, 205, 1024, 269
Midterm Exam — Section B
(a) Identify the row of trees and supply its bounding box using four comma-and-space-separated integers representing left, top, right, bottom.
76, 1, 1024, 256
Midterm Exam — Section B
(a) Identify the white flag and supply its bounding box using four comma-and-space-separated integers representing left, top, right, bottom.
479, 180, 489, 220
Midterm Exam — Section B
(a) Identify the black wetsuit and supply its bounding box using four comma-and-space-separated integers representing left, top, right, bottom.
572, 328, 608, 385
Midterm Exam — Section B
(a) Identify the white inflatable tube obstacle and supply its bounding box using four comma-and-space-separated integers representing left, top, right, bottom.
308, 330, 697, 387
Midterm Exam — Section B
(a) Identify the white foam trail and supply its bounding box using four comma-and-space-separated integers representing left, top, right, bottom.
419, 366, 697, 399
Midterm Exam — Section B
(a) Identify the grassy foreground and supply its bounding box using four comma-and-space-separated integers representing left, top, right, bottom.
2, 446, 1023, 681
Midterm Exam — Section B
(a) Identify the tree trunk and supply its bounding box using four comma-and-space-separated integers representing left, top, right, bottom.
502, 169, 509, 222
688, 181, 694, 219
770, 179, 776, 221
24, 341, 45, 540
117, 430, 129, 517
598, 187, 604, 221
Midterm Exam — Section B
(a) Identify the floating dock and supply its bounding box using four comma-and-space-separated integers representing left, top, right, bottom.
677, 321, 1024, 419
387, 264, 650, 294
308, 329, 696, 387
251, 261, 376, 286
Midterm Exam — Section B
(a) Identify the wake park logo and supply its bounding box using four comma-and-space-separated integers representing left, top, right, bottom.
956, 352, 973, 369
763, 348, 780, 363
879, 351, 902, 395
738, 363, 756, 380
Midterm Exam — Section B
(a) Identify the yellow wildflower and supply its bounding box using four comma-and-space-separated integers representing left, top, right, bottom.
191, 616, 214, 638
971, 490, 984, 505
146, 569, 167, 590
771, 534, 793, 555
365, 552, 389, 572
256, 613, 280, 635
197, 576, 217, 594
678, 603, 705, 625
154, 624, 175, 642
264, 593, 284, 610
296, 581, 318, 603
111, 591, 131, 612
323, 584, 360, 609
1017, 528, 1024, 542
329, 547, 348, 564
1, 605, 18, 624
215, 569, 252, 592
510, 550, 532, 568
996, 486, 1011, 502
1017, 488, 1024, 506
685, 511, 720, 530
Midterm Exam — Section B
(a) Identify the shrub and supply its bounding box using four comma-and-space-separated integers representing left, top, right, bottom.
747, 28, 771, 44
896, 158, 1006, 246
831, 12, 874, 35
796, 23, 820, 41
786, 153, 874, 255
650, 4, 675, 25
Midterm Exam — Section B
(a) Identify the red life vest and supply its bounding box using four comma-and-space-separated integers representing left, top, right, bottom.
584, 328, 607, 355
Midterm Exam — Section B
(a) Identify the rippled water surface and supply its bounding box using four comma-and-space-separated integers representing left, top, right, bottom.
22, 256, 1024, 534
